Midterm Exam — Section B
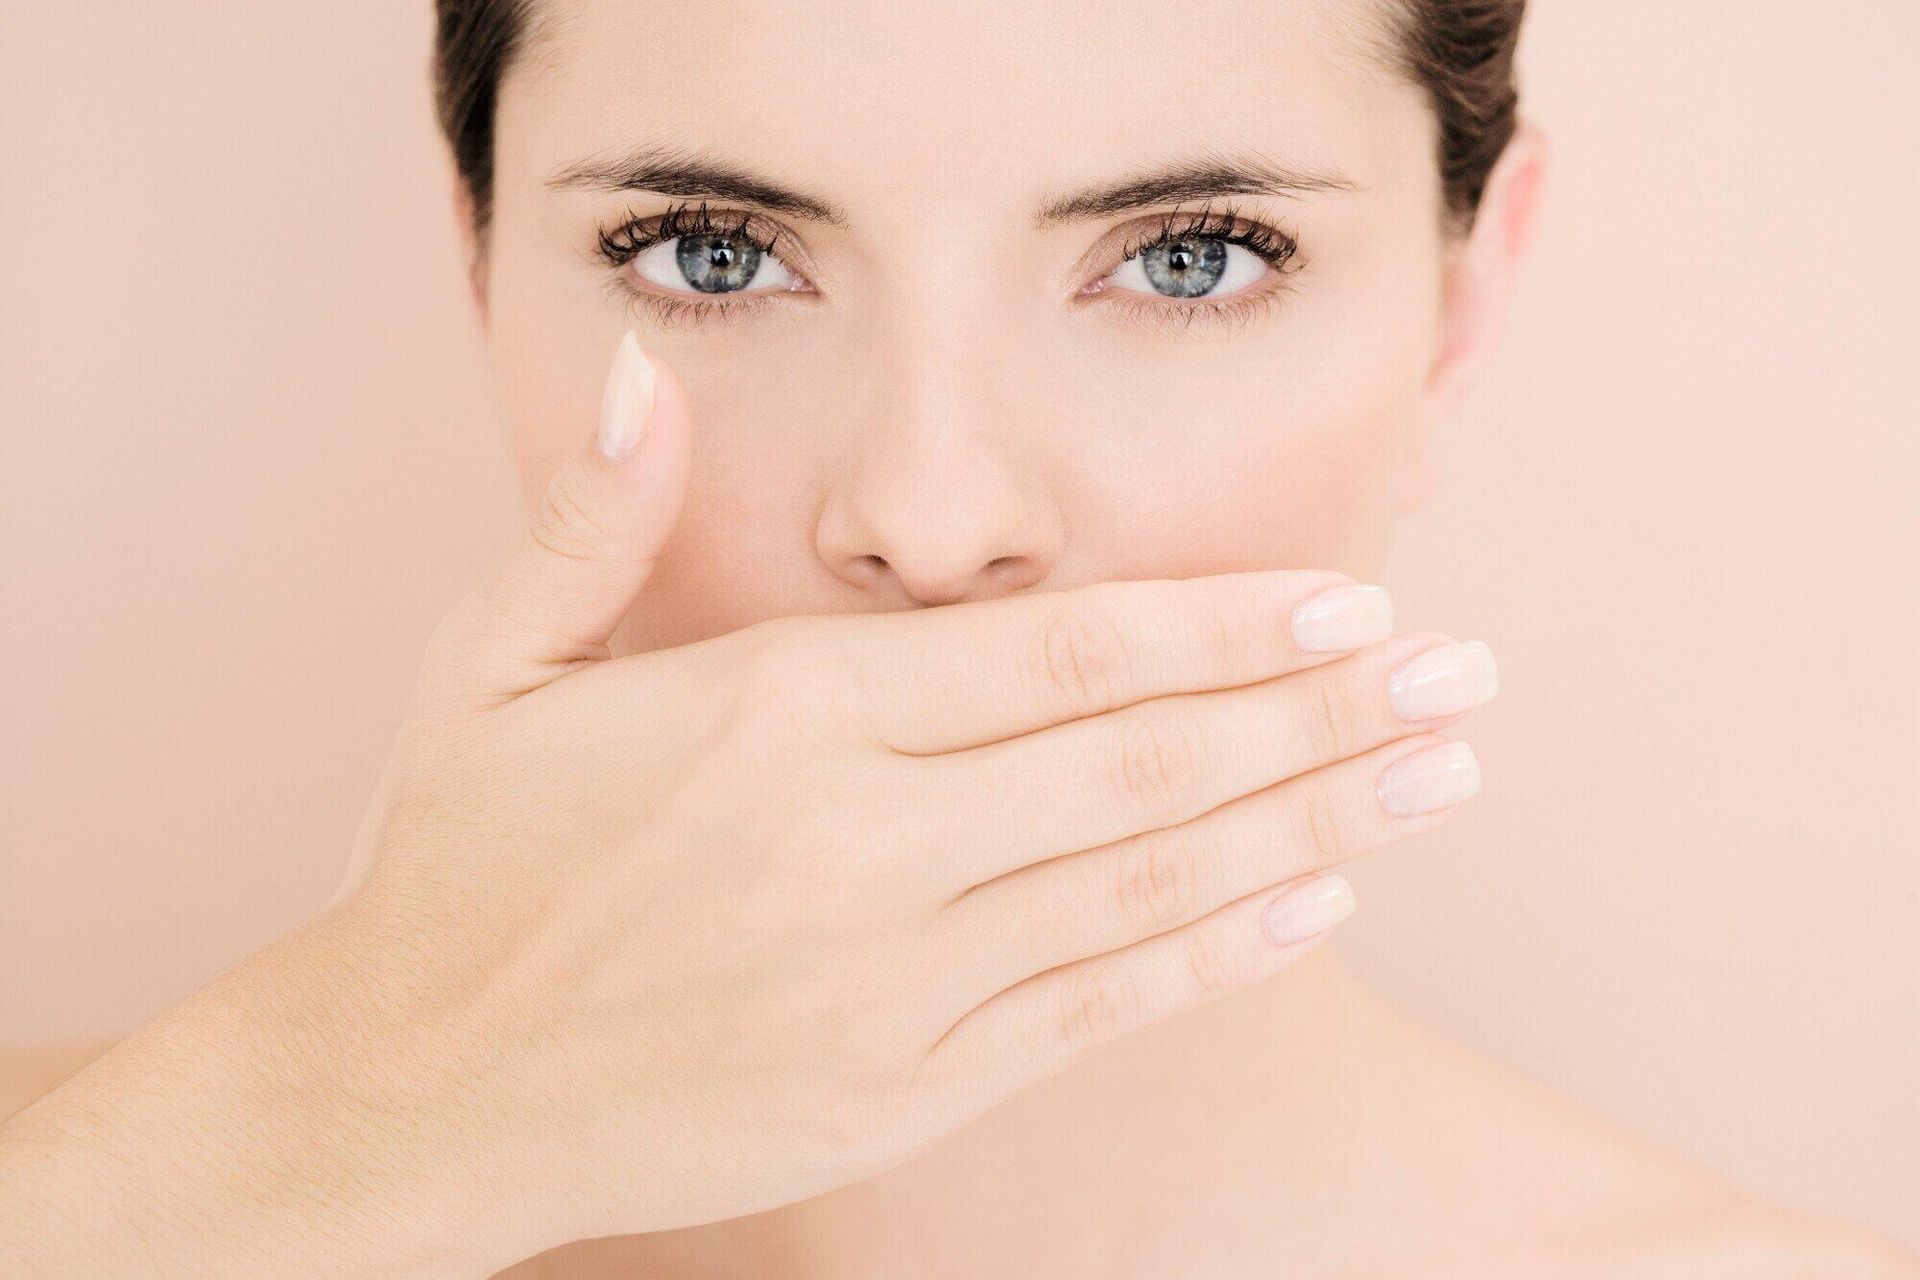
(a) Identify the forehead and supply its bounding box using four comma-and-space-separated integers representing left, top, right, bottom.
499, 0, 1428, 211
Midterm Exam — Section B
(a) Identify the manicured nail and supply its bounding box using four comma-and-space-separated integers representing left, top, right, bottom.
1376, 740, 1481, 816
1261, 874, 1356, 946
1387, 640, 1498, 720
1291, 584, 1394, 653
597, 330, 656, 462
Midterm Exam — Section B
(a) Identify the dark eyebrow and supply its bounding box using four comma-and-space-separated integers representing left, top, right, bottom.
547, 141, 851, 226
1033, 151, 1360, 227
547, 142, 1356, 231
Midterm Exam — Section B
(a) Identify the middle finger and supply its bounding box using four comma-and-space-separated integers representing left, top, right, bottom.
905, 631, 1498, 900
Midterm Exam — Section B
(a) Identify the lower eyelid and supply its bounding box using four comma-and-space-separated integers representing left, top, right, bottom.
1099, 285, 1291, 336
601, 262, 1290, 333
627, 289, 778, 331
600, 272, 745, 330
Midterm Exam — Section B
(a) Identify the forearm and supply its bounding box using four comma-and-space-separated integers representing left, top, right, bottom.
0, 915, 516, 1278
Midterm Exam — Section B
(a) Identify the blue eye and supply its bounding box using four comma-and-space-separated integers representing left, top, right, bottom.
1104, 236, 1273, 299
635, 231, 798, 295
674, 234, 758, 292
1099, 211, 1301, 301
595, 202, 806, 299
592, 200, 1299, 331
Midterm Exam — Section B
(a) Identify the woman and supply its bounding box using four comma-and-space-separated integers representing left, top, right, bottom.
2, 0, 1914, 1274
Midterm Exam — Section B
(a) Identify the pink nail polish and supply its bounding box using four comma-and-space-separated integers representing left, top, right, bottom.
1291, 584, 1395, 653
1376, 741, 1481, 816
597, 331, 657, 461
1261, 875, 1357, 945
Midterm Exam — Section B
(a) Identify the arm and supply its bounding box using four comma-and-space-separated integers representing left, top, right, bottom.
5, 337, 1478, 1275
0, 912, 506, 1279
0, 1040, 114, 1125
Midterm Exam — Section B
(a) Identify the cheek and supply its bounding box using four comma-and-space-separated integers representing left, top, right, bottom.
1241, 404, 1403, 567
501, 344, 817, 649
1056, 227, 1438, 581
1065, 347, 1421, 581
629, 419, 822, 647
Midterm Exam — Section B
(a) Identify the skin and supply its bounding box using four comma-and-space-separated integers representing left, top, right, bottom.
484, 0, 1438, 643
1, 0, 1916, 1274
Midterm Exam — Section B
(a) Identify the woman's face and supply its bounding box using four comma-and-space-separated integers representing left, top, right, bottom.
479, 0, 1485, 654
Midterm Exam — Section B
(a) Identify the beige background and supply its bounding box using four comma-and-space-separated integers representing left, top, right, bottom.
3, 0, 1915, 1245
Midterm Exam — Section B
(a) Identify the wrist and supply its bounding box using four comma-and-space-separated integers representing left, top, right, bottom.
0, 909, 528, 1277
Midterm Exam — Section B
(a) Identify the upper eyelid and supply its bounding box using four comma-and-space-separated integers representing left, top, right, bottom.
597, 203, 789, 261
594, 202, 1302, 305
1124, 204, 1294, 250
596, 199, 1295, 256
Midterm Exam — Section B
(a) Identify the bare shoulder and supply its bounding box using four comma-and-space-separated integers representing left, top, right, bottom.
1542, 1193, 1920, 1278
1491, 1084, 1920, 1277
1703, 1201, 1920, 1277
0, 1038, 121, 1123
1346, 989, 1919, 1278
1496, 1083, 1920, 1277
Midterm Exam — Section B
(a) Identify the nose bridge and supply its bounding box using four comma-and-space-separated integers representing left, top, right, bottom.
877, 302, 1002, 451
815, 296, 1062, 606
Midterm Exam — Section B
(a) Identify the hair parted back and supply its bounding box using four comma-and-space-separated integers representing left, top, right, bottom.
433, 0, 1525, 250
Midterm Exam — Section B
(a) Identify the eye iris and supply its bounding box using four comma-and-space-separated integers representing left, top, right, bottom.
1141, 236, 1228, 298
676, 233, 761, 293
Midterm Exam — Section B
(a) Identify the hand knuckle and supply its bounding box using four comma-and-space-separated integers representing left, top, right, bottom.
732, 623, 845, 744
1183, 929, 1240, 997
1115, 824, 1208, 935
735, 621, 806, 697
1193, 595, 1245, 679
1108, 715, 1205, 827
1037, 601, 1136, 717
1305, 673, 1357, 761
531, 471, 619, 564
1299, 783, 1349, 866
1059, 966, 1143, 1051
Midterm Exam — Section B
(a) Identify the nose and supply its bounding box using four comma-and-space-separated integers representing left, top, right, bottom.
814, 345, 1063, 608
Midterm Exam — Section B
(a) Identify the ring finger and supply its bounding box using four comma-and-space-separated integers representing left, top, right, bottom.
932, 731, 1480, 1006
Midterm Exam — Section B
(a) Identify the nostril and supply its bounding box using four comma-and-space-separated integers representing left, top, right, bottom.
984, 555, 1045, 593
845, 553, 890, 587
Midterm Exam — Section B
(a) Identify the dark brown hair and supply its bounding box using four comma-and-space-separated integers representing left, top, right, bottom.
433, 0, 1525, 249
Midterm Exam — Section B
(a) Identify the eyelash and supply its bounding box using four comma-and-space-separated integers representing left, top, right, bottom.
591, 197, 1304, 334
594, 200, 788, 329
1098, 201, 1304, 337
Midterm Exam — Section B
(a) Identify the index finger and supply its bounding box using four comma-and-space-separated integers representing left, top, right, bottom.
834, 570, 1395, 755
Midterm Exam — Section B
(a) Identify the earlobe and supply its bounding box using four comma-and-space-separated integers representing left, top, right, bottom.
1392, 445, 1439, 516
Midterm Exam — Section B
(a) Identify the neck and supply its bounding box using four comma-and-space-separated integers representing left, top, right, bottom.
623, 949, 1408, 1277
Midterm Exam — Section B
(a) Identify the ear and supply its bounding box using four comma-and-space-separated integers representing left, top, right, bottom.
449, 165, 491, 330
1396, 117, 1550, 515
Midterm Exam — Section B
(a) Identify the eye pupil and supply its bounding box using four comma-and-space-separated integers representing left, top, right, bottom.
676, 233, 761, 293
1142, 235, 1227, 298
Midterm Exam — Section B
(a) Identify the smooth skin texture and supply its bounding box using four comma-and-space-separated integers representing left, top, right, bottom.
0, 356, 1486, 1273
3, 0, 1917, 1275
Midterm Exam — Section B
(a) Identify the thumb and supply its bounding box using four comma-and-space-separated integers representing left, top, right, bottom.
437, 330, 691, 701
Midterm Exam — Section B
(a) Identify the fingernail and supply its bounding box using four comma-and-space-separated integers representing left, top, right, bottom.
1291, 584, 1394, 652
597, 330, 656, 462
1376, 740, 1481, 816
1261, 874, 1356, 946
1387, 640, 1498, 720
